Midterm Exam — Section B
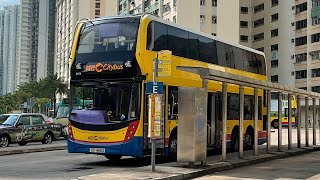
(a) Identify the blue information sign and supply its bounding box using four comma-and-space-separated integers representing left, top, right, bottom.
146, 82, 164, 94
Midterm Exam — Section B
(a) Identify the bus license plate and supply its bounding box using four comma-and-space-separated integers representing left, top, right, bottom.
89, 148, 105, 153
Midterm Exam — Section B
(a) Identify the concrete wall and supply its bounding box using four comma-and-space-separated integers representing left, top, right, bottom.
217, 0, 240, 43
176, 0, 200, 31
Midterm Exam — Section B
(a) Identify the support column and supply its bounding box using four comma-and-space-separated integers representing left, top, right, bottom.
305, 97, 309, 147
221, 82, 227, 161
288, 94, 292, 150
278, 92, 282, 151
239, 85, 244, 158
297, 96, 301, 148
254, 87, 258, 156
267, 90, 271, 153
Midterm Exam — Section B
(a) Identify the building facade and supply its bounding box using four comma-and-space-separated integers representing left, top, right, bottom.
55, 0, 118, 83
37, 0, 57, 80
0, 5, 20, 95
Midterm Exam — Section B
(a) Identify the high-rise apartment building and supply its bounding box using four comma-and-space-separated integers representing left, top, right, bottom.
37, 0, 57, 80
55, 0, 118, 83
0, 11, 4, 94
16, 0, 39, 87
0, 5, 20, 95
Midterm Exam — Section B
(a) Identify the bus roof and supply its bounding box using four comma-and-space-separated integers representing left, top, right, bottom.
81, 13, 265, 59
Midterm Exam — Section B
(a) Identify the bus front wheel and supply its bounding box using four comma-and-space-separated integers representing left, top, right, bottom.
105, 155, 122, 161
272, 120, 279, 129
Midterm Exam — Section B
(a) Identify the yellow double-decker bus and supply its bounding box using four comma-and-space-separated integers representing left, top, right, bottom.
67, 14, 267, 160
270, 92, 297, 128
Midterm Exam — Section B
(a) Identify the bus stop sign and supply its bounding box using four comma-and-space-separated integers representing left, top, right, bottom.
146, 82, 163, 94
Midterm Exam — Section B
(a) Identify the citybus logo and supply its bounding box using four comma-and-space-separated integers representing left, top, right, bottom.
85, 63, 124, 73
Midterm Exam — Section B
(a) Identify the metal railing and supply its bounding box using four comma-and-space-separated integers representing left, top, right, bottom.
177, 66, 320, 162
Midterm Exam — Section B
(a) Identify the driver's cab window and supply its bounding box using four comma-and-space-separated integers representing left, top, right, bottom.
18, 116, 31, 126
168, 87, 178, 120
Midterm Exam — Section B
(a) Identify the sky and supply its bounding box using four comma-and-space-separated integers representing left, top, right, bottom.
0, 0, 20, 10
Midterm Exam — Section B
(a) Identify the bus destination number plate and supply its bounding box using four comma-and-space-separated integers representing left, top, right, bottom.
89, 148, 105, 153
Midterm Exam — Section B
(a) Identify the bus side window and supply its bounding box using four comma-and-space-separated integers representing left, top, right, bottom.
168, 87, 178, 120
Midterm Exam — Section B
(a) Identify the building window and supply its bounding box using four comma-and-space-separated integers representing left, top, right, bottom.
271, 0, 279, 7
311, 33, 320, 43
254, 3, 264, 13
271, 44, 278, 51
212, 16, 217, 24
311, 50, 320, 60
296, 19, 307, 29
312, 68, 320, 77
240, 35, 248, 42
296, 53, 307, 62
295, 36, 307, 46
241, 7, 248, 14
200, 0, 205, 6
296, 2, 307, 13
271, 75, 278, 82
253, 33, 264, 42
271, 13, 278, 22
295, 70, 307, 79
299, 87, 307, 90
95, 2, 100, 8
271, 60, 278, 68
312, 0, 320, 8
312, 16, 320, 25
256, 47, 264, 52
200, 15, 205, 23
240, 21, 248, 28
212, 0, 217, 7
312, 86, 320, 92
95, 9, 100, 16
271, 29, 278, 37
253, 18, 264, 27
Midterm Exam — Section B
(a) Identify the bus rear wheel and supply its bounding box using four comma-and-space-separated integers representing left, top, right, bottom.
169, 135, 177, 160
105, 155, 122, 161
231, 131, 239, 152
244, 129, 254, 150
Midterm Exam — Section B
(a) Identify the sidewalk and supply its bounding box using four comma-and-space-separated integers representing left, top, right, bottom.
0, 139, 67, 156
78, 145, 320, 180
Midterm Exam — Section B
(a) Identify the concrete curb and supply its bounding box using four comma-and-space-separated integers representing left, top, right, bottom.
0, 145, 67, 156
157, 146, 320, 180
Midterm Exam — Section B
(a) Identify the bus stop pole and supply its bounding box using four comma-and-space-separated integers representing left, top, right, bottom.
151, 56, 158, 172
305, 97, 309, 147
267, 90, 271, 153
239, 85, 244, 159
313, 98, 317, 146
297, 96, 301, 148
254, 87, 258, 156
288, 94, 292, 150
278, 92, 282, 152
222, 82, 227, 161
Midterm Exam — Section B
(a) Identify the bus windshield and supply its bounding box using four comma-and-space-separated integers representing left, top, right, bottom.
74, 82, 140, 121
76, 21, 139, 63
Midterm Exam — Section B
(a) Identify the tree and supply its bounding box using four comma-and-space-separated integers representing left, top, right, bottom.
0, 74, 68, 113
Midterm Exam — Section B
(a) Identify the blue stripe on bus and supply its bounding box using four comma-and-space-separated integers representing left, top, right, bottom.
68, 136, 144, 157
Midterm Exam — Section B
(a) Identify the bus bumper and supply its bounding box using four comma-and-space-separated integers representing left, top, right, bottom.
67, 136, 144, 158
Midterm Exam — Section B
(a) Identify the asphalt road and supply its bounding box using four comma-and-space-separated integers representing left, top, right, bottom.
0, 150, 155, 180
195, 150, 320, 180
